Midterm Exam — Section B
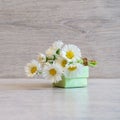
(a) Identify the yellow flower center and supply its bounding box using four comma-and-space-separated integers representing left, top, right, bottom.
61, 60, 67, 67
66, 50, 74, 59
49, 68, 57, 76
31, 66, 37, 74
68, 66, 77, 71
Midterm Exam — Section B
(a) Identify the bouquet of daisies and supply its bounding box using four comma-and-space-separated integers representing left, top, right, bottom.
25, 41, 97, 83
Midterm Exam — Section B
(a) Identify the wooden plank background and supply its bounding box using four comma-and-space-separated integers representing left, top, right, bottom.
0, 0, 120, 78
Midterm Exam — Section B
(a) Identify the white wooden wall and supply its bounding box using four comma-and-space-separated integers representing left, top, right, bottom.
0, 0, 120, 78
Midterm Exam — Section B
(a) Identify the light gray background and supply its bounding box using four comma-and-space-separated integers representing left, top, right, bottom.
0, 0, 120, 78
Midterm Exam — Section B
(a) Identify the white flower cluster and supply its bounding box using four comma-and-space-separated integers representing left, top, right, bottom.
25, 41, 84, 83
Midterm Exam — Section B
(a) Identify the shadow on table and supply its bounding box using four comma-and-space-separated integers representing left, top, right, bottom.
0, 83, 52, 90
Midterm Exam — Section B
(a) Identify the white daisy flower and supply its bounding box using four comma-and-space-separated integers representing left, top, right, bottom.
52, 40, 64, 49
46, 47, 55, 57
25, 60, 41, 77
64, 63, 83, 78
46, 41, 63, 57
42, 63, 63, 83
38, 53, 46, 63
56, 56, 68, 69
61, 44, 81, 61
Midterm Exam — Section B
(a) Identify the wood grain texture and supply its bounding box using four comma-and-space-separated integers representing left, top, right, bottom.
0, 78, 120, 120
0, 0, 120, 78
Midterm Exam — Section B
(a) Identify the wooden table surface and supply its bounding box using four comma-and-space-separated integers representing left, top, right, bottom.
0, 79, 120, 120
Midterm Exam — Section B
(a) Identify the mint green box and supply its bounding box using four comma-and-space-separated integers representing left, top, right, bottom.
53, 66, 89, 88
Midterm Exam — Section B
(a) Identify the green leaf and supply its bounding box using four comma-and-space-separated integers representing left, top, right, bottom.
56, 49, 60, 55
88, 61, 97, 67
53, 55, 56, 60
77, 59, 83, 64
49, 61, 53, 64
46, 57, 49, 62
